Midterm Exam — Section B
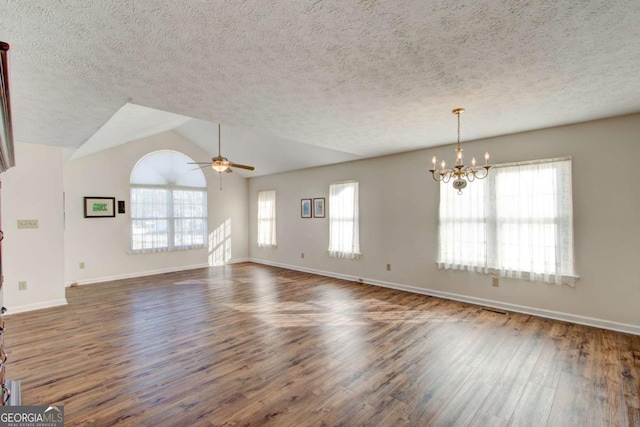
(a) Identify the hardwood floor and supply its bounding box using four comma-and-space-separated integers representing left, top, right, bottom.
4, 263, 640, 426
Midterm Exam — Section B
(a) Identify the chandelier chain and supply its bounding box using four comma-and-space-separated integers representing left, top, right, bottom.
457, 110, 461, 149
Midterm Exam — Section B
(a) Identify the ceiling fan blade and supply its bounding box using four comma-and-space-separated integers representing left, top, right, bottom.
191, 164, 211, 171
229, 162, 255, 171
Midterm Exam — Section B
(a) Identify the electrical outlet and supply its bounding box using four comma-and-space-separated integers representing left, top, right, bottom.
492, 277, 500, 287
79, 262, 85, 269
17, 219, 38, 229
18, 281, 27, 291
301, 253, 304, 259
386, 263, 391, 271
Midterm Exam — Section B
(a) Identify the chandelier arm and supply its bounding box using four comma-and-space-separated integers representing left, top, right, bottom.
473, 166, 492, 180
465, 169, 476, 182
429, 170, 445, 182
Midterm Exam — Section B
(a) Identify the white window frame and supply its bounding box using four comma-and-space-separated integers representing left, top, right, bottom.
328, 180, 361, 259
257, 190, 277, 248
438, 157, 577, 285
130, 150, 207, 253
131, 184, 207, 253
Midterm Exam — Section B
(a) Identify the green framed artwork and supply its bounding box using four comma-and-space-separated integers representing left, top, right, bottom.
84, 197, 116, 218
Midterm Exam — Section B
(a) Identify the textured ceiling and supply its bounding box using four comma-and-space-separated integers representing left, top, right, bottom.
1, 0, 640, 167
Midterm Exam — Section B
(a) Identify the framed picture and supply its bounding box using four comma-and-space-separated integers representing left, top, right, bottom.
301, 199, 312, 218
313, 198, 325, 218
84, 197, 116, 218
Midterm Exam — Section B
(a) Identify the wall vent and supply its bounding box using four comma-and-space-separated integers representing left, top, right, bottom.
479, 306, 509, 315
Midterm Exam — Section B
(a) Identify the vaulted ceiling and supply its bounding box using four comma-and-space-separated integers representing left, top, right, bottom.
2, 1, 639, 176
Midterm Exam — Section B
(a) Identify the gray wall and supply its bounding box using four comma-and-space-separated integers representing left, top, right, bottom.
248, 113, 640, 331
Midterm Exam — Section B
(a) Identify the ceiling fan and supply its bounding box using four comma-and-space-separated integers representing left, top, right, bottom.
189, 124, 255, 174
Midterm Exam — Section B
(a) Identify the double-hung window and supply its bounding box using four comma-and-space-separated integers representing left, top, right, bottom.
257, 190, 277, 248
328, 181, 360, 259
130, 150, 207, 253
438, 157, 577, 285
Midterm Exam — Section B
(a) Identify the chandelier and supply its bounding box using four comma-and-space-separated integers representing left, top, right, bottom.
429, 108, 491, 194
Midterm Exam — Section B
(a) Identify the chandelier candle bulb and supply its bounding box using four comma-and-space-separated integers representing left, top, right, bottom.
472, 157, 476, 167
441, 160, 446, 171
432, 156, 437, 169
485, 152, 489, 165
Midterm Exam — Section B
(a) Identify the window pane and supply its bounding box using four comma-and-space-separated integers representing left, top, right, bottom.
328, 181, 360, 258
438, 176, 487, 269
131, 219, 168, 250
131, 188, 168, 219
174, 218, 206, 247
257, 190, 277, 247
173, 190, 207, 248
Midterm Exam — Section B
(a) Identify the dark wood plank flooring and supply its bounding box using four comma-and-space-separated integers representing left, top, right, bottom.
4, 263, 640, 426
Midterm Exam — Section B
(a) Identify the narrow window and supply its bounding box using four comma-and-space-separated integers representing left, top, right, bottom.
329, 181, 360, 259
257, 190, 277, 248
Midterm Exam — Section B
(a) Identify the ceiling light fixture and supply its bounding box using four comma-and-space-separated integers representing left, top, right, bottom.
429, 108, 491, 194
211, 158, 230, 173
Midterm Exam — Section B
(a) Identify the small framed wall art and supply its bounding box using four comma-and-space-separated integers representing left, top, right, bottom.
313, 198, 325, 218
84, 197, 116, 218
301, 199, 312, 218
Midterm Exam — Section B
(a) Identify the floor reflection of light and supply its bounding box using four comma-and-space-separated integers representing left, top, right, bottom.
223, 294, 473, 375
225, 298, 468, 328
209, 219, 232, 266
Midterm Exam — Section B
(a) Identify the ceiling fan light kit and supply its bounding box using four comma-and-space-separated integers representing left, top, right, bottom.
429, 108, 491, 194
212, 157, 230, 173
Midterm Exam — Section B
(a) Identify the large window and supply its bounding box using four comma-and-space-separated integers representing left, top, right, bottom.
257, 190, 277, 248
438, 158, 576, 285
130, 151, 207, 253
328, 181, 360, 259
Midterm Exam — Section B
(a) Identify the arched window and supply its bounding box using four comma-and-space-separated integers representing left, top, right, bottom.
130, 150, 207, 252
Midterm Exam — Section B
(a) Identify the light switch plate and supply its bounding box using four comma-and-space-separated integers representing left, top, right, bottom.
17, 219, 38, 229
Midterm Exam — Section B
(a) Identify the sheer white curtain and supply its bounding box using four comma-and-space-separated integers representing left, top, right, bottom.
438, 174, 491, 274
329, 181, 360, 259
438, 158, 576, 286
257, 190, 277, 248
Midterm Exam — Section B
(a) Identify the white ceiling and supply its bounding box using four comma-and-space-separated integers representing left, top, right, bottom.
2, 1, 640, 175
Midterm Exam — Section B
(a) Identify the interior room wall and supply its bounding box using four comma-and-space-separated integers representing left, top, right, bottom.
1, 142, 66, 313
248, 113, 640, 332
63, 130, 249, 285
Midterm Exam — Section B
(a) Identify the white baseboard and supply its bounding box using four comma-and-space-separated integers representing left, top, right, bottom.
66, 263, 211, 286
248, 258, 640, 336
227, 257, 251, 264
6, 299, 68, 315
65, 258, 253, 287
